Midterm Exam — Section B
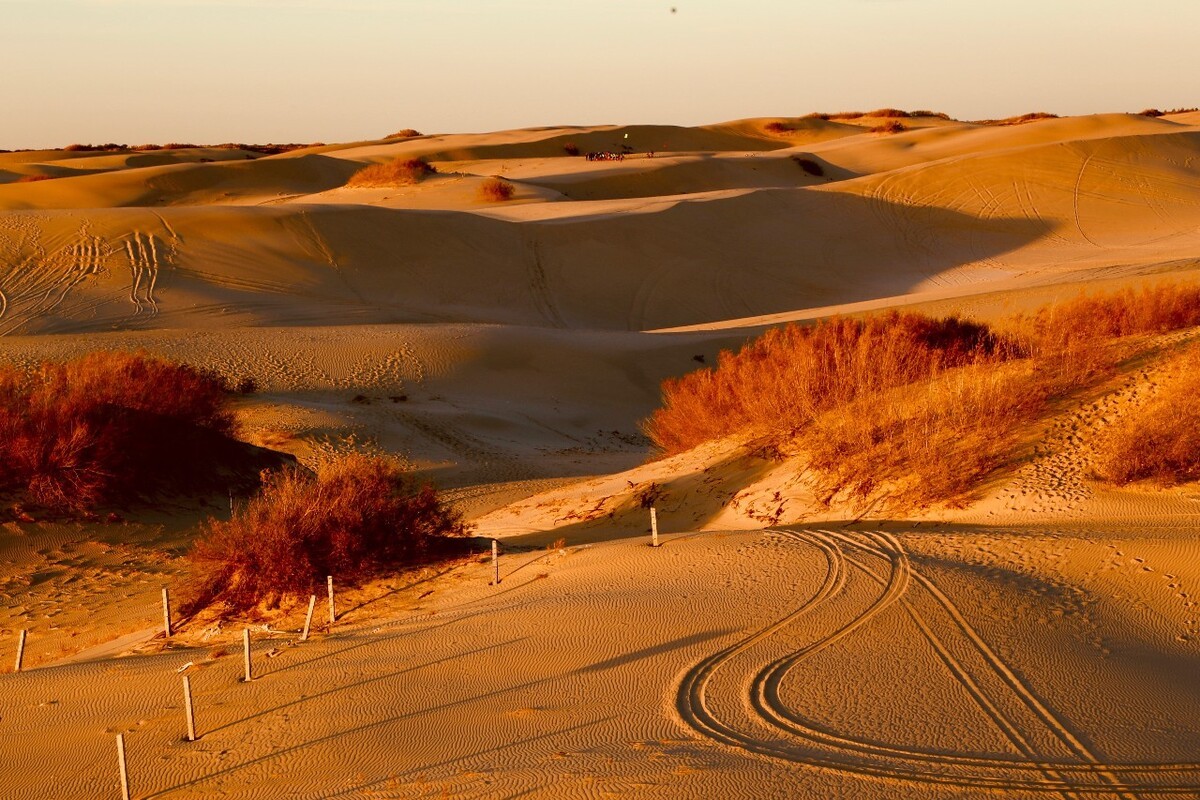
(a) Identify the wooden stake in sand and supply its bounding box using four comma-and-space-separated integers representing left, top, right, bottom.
116, 733, 130, 800
242, 628, 252, 682
161, 587, 172, 638
491, 539, 500, 585
182, 675, 196, 742
302, 594, 317, 641
327, 575, 335, 627
650, 507, 659, 547
14, 629, 26, 673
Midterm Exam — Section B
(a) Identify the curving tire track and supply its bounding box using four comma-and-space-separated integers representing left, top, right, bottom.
674, 528, 1200, 795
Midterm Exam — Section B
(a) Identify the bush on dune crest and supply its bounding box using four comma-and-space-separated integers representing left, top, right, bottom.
0, 352, 233, 512
347, 157, 437, 187
184, 455, 466, 614
645, 283, 1200, 508
478, 176, 515, 202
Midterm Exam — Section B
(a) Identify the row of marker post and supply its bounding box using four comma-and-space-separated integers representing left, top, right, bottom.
21, 507, 665, 798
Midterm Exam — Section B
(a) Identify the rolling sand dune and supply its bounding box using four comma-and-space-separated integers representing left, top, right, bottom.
1, 113, 1198, 798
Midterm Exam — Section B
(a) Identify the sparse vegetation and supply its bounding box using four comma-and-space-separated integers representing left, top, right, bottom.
0, 352, 235, 512
1098, 344, 1200, 486
184, 454, 466, 614
563, 142, 580, 156
869, 120, 907, 134
14, 174, 53, 183
387, 128, 422, 139
645, 283, 1200, 508
347, 157, 437, 187
478, 176, 515, 202
972, 112, 1059, 126
1139, 108, 1198, 117
763, 121, 792, 134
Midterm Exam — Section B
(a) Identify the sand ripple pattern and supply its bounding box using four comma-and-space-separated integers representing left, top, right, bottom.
675, 528, 1200, 795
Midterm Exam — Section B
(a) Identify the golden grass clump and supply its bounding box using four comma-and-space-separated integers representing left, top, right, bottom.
387, 128, 422, 139
184, 454, 466, 614
869, 120, 907, 134
1098, 344, 1200, 486
478, 176, 515, 202
347, 157, 437, 187
644, 313, 1017, 456
645, 282, 1200, 508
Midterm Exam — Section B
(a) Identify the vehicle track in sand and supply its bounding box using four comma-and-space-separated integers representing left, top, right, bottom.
675, 528, 1200, 795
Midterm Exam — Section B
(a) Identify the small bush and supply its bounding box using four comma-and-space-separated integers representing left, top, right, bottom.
764, 121, 792, 134
347, 157, 437, 187
387, 128, 422, 139
0, 352, 234, 512
15, 174, 53, 183
236, 376, 258, 395
792, 157, 824, 177
869, 120, 907, 134
478, 176, 515, 202
563, 142, 580, 156
1099, 344, 1200, 486
184, 455, 467, 613
1140, 109, 1165, 118
973, 112, 1059, 126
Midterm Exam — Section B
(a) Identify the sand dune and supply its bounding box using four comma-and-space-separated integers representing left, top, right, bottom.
2, 112, 1199, 798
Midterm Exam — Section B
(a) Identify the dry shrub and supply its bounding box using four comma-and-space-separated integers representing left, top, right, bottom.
563, 142, 580, 156
973, 112, 1059, 126
387, 128, 422, 139
347, 157, 437, 187
478, 176, 515, 202
644, 313, 1017, 456
645, 282, 1200, 508
184, 455, 466, 613
15, 174, 52, 183
1098, 344, 1200, 486
0, 352, 233, 512
764, 121, 792, 134
869, 120, 907, 134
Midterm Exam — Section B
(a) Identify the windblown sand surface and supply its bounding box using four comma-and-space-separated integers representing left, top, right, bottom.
2, 113, 1199, 798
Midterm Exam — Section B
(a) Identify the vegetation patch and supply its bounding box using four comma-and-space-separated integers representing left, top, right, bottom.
347, 157, 438, 187
478, 176, 516, 202
184, 455, 467, 614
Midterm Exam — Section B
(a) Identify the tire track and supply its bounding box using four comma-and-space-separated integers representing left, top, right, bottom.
673, 528, 1200, 794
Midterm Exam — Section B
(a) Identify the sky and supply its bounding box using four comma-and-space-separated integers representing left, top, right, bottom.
1, 0, 1197, 149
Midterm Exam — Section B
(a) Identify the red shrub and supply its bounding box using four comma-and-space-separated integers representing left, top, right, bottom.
185, 455, 466, 613
347, 157, 437, 187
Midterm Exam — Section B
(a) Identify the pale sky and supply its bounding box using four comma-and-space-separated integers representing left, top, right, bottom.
2, 0, 1197, 150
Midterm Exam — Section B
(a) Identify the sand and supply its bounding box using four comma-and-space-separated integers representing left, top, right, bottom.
1, 112, 1199, 798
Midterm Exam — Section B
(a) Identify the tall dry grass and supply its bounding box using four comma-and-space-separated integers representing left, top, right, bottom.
1098, 343, 1200, 486
184, 455, 466, 613
645, 283, 1200, 507
478, 176, 515, 202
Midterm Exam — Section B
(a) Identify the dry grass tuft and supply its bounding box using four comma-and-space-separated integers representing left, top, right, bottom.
387, 128, 422, 139
1098, 343, 1200, 486
973, 112, 1059, 126
0, 352, 234, 512
347, 157, 437, 187
183, 454, 466, 614
869, 120, 907, 134
478, 176, 515, 202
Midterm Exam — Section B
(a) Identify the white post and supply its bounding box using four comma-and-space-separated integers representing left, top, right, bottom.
182, 675, 196, 742
327, 576, 335, 627
302, 594, 317, 641
242, 629, 252, 682
116, 733, 130, 800
14, 629, 26, 673
651, 507, 659, 547
161, 587, 172, 638
491, 539, 500, 585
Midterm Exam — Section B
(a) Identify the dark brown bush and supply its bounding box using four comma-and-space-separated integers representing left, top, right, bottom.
347, 157, 437, 187
763, 121, 792, 134
15, 174, 53, 183
478, 176, 515, 202
387, 128, 422, 139
563, 142, 580, 156
184, 455, 466, 613
869, 120, 907, 134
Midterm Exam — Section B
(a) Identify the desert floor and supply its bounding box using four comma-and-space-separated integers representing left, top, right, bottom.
2, 112, 1199, 798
